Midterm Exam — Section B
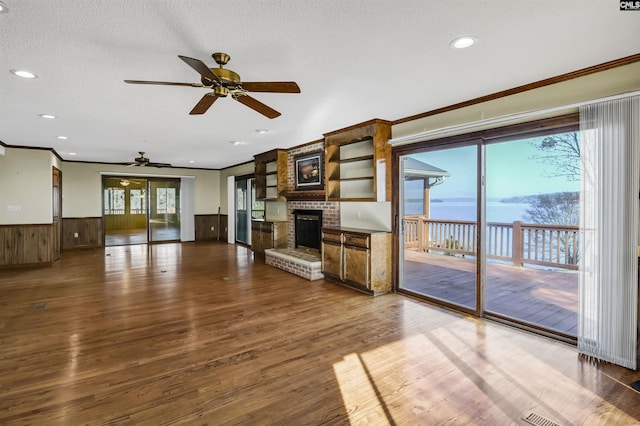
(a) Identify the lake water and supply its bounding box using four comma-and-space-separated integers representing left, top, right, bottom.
404, 200, 530, 223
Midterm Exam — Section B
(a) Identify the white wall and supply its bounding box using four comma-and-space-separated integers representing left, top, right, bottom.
340, 201, 391, 231
265, 201, 287, 222
0, 148, 53, 224
218, 162, 254, 215
61, 162, 220, 217
393, 61, 640, 142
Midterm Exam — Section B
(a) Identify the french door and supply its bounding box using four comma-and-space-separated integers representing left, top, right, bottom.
396, 122, 580, 339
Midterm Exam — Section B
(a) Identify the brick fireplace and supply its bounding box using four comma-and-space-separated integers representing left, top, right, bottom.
264, 141, 341, 280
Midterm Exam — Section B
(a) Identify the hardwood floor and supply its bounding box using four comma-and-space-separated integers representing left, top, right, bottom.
0, 242, 638, 425
105, 227, 181, 246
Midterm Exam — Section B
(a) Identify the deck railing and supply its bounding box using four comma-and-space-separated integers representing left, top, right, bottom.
403, 216, 579, 270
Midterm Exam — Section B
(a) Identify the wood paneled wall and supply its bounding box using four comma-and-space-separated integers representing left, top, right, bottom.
195, 214, 228, 241
62, 218, 104, 250
0, 224, 54, 267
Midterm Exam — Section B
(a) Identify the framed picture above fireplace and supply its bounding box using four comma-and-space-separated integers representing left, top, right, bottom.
295, 151, 324, 190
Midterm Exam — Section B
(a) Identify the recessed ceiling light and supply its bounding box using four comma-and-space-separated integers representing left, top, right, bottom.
230, 141, 246, 146
188, 160, 195, 163
255, 129, 268, 134
450, 35, 477, 49
0, 2, 9, 13
10, 69, 37, 79
39, 114, 56, 119
68, 152, 77, 156
57, 136, 68, 140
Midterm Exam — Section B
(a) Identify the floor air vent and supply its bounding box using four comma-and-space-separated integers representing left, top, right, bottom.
522, 411, 562, 426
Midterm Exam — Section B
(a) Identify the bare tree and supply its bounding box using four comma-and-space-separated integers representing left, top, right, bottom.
524, 191, 579, 265
530, 132, 580, 181
524, 192, 579, 225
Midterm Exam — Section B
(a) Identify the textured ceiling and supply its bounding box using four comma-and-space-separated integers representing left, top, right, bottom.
1, 1, 639, 169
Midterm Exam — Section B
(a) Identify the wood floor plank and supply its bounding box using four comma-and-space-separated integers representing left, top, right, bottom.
0, 242, 638, 425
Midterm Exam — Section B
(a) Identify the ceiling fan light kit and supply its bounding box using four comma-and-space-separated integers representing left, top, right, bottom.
124, 51, 300, 118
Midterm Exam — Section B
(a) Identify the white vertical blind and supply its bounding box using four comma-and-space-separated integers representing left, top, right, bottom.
180, 177, 195, 242
578, 95, 639, 369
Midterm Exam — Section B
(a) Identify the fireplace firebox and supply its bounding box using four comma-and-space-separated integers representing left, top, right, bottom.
293, 209, 323, 252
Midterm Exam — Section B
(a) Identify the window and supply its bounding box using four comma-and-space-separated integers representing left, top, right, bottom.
156, 187, 176, 214
104, 187, 125, 215
130, 188, 146, 214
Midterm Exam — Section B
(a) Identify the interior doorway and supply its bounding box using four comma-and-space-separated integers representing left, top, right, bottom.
103, 176, 181, 246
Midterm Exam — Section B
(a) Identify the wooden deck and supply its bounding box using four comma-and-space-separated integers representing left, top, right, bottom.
402, 249, 578, 335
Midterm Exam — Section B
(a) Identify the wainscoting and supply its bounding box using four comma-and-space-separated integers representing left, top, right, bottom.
195, 214, 228, 241
62, 217, 104, 250
0, 224, 54, 267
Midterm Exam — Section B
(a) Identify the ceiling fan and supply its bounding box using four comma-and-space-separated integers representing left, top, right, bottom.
125, 152, 172, 168
124, 52, 300, 119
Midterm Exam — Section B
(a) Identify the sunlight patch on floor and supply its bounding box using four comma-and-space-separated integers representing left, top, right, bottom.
333, 315, 631, 424
333, 353, 391, 425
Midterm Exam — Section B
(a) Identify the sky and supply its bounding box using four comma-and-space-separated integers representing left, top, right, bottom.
404, 134, 580, 200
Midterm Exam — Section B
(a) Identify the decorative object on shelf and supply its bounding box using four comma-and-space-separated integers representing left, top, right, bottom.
295, 151, 324, 190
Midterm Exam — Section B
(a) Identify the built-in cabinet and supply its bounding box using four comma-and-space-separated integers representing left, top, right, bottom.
324, 119, 392, 201
321, 227, 391, 295
251, 220, 287, 257
254, 149, 288, 201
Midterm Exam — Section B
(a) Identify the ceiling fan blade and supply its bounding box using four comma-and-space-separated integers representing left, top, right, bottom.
190, 93, 219, 115
178, 55, 220, 83
235, 95, 281, 119
124, 80, 204, 87
147, 162, 173, 168
241, 82, 300, 93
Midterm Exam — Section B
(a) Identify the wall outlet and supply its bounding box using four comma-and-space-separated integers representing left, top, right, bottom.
210, 226, 215, 231
73, 232, 79, 238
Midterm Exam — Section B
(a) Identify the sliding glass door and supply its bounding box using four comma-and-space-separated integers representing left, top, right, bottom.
485, 133, 579, 336
396, 121, 580, 339
399, 144, 479, 312
149, 179, 181, 242
103, 177, 148, 246
235, 178, 250, 244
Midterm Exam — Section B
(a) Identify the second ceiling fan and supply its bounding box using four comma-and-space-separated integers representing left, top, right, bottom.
124, 52, 300, 119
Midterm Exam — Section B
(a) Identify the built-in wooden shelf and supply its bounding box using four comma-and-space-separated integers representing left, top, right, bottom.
324, 119, 392, 202
255, 149, 288, 201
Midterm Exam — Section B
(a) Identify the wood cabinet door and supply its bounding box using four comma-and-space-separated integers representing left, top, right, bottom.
260, 223, 274, 250
251, 228, 261, 253
344, 245, 369, 287
322, 241, 343, 279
